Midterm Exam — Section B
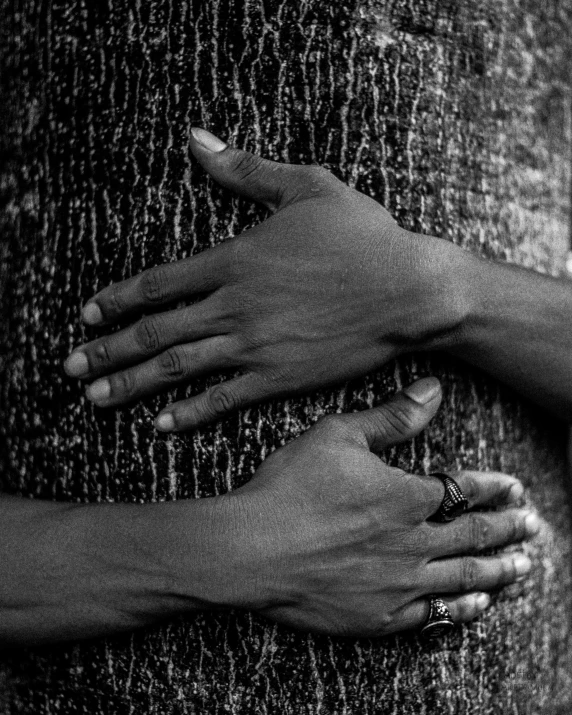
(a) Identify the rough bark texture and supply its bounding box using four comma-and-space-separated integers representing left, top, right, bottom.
1, 0, 572, 713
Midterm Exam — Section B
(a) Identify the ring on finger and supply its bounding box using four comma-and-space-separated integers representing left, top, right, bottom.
420, 596, 455, 640
429, 473, 469, 523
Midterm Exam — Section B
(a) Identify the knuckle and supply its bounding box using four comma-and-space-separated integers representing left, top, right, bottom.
407, 526, 430, 556
93, 340, 112, 367
115, 370, 135, 400
460, 557, 480, 591
398, 475, 433, 525
377, 402, 416, 437
501, 481, 517, 504
303, 164, 333, 183
458, 474, 478, 504
456, 595, 478, 623
454, 598, 470, 623
232, 152, 264, 182
135, 318, 162, 353
510, 512, 527, 542
468, 514, 489, 552
140, 267, 168, 303
158, 347, 187, 380
507, 555, 520, 583
208, 383, 239, 416
106, 284, 126, 317
499, 557, 515, 585
413, 477, 441, 521
315, 414, 354, 441
492, 556, 515, 588
295, 165, 340, 199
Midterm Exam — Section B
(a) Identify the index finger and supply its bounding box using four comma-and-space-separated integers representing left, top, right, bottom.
82, 244, 231, 326
415, 471, 524, 523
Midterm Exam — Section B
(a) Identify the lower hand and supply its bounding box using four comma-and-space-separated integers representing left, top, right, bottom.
1, 380, 536, 645
214, 379, 537, 637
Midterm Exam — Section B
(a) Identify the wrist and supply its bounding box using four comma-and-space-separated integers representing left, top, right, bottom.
389, 232, 476, 354
174, 494, 269, 612
191, 490, 295, 614
26, 499, 256, 642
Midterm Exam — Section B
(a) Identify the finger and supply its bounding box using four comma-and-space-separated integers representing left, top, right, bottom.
81, 249, 229, 326
428, 509, 539, 558
66, 300, 224, 380
154, 374, 271, 431
190, 127, 339, 212
427, 552, 533, 594
445, 471, 525, 509
391, 591, 492, 634
340, 378, 442, 452
85, 336, 236, 408
414, 470, 526, 523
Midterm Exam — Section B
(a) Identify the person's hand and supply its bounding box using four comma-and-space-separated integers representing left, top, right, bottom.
215, 379, 538, 637
2, 379, 537, 645
64, 128, 471, 431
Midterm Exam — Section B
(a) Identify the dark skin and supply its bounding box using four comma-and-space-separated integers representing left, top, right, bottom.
65, 128, 572, 429
0, 129, 547, 645
235, 383, 535, 637
0, 381, 536, 645
36, 127, 555, 646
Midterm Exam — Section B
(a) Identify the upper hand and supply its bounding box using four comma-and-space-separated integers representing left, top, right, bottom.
65, 128, 470, 431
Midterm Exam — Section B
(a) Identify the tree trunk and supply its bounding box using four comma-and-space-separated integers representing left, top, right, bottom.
1, 0, 571, 712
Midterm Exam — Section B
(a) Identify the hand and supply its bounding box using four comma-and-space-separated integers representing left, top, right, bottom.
217, 379, 538, 637
1, 380, 537, 645
64, 128, 470, 431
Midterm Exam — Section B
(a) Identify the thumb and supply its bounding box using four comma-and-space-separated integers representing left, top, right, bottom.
344, 378, 442, 452
190, 127, 294, 211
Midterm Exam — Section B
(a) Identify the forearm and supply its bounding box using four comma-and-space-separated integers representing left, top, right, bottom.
442, 250, 572, 420
0, 494, 243, 646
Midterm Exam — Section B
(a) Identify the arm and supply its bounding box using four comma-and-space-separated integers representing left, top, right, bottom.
0, 381, 536, 646
64, 128, 572, 427
0, 494, 239, 645
446, 255, 572, 420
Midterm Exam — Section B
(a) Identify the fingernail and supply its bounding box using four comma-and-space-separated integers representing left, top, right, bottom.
524, 512, 540, 537
155, 413, 175, 432
191, 128, 227, 153
508, 482, 525, 504
403, 378, 441, 405
65, 352, 89, 378
82, 303, 103, 325
513, 553, 532, 578
475, 592, 491, 611
87, 379, 111, 404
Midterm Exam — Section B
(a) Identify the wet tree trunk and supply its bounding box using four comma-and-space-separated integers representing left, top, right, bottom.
1, 0, 571, 713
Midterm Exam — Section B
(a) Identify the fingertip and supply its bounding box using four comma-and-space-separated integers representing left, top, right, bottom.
155, 412, 176, 432
190, 127, 228, 153
453, 592, 491, 624
82, 302, 103, 326
402, 377, 442, 406
86, 378, 111, 405
507, 481, 525, 505
64, 351, 89, 378
474, 592, 491, 612
524, 512, 541, 538
512, 552, 532, 580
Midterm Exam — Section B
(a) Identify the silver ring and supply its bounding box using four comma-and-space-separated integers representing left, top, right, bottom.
430, 472, 469, 522
420, 596, 455, 640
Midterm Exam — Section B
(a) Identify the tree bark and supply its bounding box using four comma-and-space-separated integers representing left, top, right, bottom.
1, 0, 571, 712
